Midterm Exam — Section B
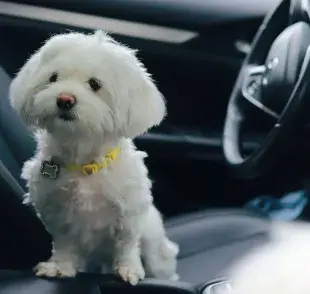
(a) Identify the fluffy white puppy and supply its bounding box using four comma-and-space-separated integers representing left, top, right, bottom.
10, 31, 179, 285
229, 221, 310, 294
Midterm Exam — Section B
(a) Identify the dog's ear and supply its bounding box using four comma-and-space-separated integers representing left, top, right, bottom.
9, 51, 41, 126
93, 31, 166, 137
10, 33, 70, 126
123, 67, 166, 138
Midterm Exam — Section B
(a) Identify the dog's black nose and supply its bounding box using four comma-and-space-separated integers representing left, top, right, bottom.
56, 93, 76, 110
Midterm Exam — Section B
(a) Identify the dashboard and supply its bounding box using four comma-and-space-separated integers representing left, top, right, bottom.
2, 0, 280, 30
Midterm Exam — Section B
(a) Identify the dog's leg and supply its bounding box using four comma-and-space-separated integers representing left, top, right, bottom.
34, 241, 79, 278
113, 215, 145, 285
141, 206, 179, 280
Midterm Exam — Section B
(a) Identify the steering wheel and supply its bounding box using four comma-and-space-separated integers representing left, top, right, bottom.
223, 0, 310, 178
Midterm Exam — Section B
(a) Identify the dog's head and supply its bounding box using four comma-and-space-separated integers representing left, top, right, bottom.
10, 31, 166, 139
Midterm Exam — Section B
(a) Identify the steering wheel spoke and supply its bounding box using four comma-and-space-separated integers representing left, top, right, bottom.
289, 0, 310, 24
240, 64, 280, 120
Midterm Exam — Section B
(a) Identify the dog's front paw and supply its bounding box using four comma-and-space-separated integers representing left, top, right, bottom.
114, 263, 145, 285
34, 261, 77, 278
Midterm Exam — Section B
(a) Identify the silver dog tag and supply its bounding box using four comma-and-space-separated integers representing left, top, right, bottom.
40, 160, 60, 179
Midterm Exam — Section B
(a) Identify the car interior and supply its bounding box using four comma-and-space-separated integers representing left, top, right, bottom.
0, 0, 310, 293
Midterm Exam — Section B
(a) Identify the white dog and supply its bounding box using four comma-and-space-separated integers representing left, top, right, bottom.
229, 221, 310, 294
10, 31, 179, 285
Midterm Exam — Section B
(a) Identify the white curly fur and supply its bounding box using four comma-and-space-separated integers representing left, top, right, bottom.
229, 221, 310, 294
10, 31, 179, 285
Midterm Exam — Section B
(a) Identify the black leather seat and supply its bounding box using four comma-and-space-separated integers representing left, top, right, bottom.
0, 66, 271, 292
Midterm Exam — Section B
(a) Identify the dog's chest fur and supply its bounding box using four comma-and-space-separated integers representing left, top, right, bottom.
31, 168, 121, 250
22, 136, 152, 269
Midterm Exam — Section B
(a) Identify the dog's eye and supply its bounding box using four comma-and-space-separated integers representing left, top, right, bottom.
49, 73, 58, 83
88, 78, 101, 92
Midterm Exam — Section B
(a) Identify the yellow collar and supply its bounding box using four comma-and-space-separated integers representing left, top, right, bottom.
66, 147, 121, 175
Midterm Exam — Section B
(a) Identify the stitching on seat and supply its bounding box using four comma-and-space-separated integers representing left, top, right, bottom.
165, 209, 266, 228
177, 230, 268, 259
0, 160, 25, 199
